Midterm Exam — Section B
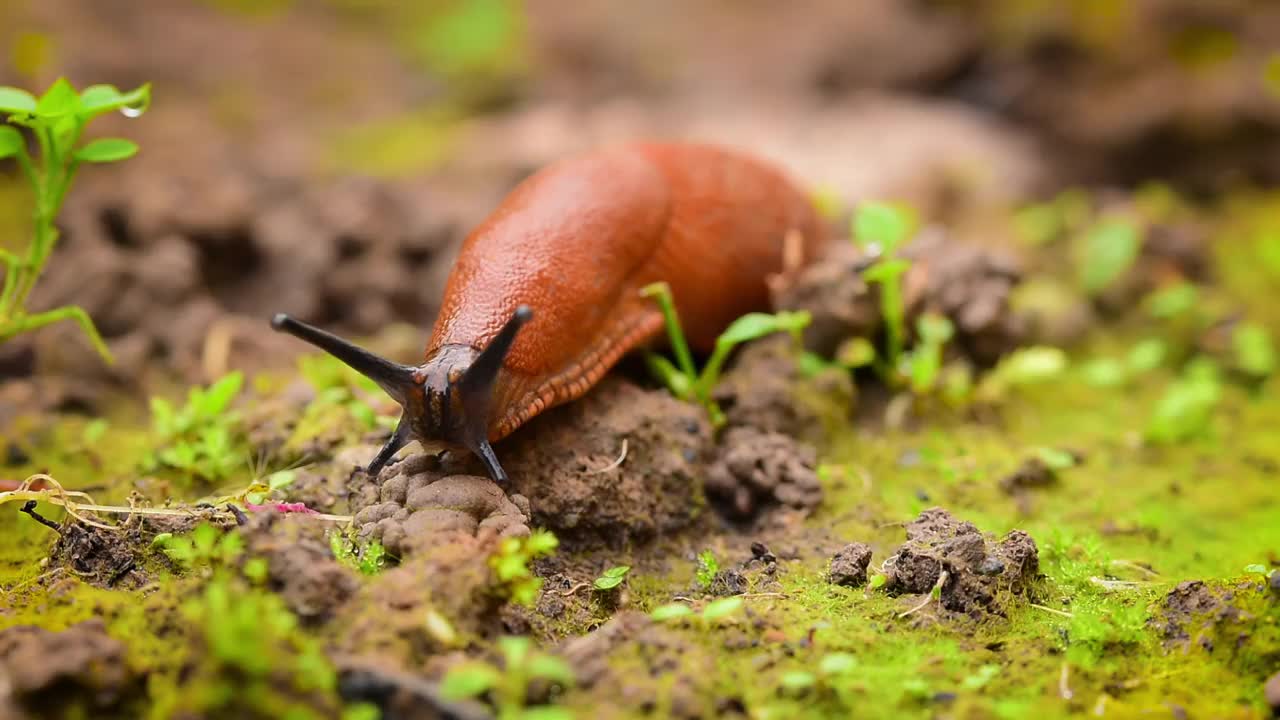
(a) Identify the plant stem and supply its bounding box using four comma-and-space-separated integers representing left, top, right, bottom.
641, 282, 699, 383
0, 304, 114, 363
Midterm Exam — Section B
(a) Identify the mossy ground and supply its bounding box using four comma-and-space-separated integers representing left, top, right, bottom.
2, 199, 1278, 719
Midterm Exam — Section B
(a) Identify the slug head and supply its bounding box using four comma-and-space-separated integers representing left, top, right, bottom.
269, 306, 532, 484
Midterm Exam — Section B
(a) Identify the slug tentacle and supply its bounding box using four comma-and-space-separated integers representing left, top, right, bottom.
270, 313, 416, 405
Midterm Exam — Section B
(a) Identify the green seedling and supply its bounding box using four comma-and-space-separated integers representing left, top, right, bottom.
329, 531, 390, 576
0, 78, 150, 363
640, 281, 810, 427
1146, 356, 1222, 444
649, 596, 745, 628
976, 346, 1068, 401
853, 201, 916, 373
1012, 189, 1091, 247
1078, 216, 1141, 295
904, 312, 954, 394
145, 371, 247, 482
777, 652, 862, 701
695, 549, 720, 590
1231, 322, 1276, 378
491, 529, 559, 606
153, 523, 244, 571
289, 353, 393, 449
593, 565, 631, 591
439, 635, 575, 720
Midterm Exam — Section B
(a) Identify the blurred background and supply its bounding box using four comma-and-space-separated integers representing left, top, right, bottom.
1, 0, 1278, 409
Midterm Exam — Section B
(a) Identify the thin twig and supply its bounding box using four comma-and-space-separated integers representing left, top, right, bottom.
587, 438, 628, 474
898, 570, 948, 618
1088, 576, 1152, 591
558, 582, 591, 597
1029, 602, 1075, 618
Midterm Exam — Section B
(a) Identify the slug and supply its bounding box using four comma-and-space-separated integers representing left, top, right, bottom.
271, 142, 828, 483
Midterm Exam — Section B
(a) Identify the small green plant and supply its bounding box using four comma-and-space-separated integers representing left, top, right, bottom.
641, 281, 810, 426
145, 372, 247, 481
1077, 215, 1141, 295
1146, 357, 1222, 444
777, 652, 861, 699
153, 523, 247, 572
649, 596, 745, 626
491, 529, 559, 606
975, 346, 1068, 401
1231, 322, 1276, 378
329, 531, 390, 575
853, 201, 915, 371
593, 565, 631, 591
0, 78, 150, 363
695, 550, 720, 589
289, 353, 395, 449
439, 635, 575, 720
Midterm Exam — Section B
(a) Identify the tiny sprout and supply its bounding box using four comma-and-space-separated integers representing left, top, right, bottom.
1078, 217, 1141, 294
0, 78, 150, 362
695, 550, 720, 589
701, 596, 744, 623
1034, 447, 1078, 472
641, 281, 811, 427
867, 574, 888, 590
650, 603, 694, 622
593, 565, 631, 591
1243, 564, 1269, 576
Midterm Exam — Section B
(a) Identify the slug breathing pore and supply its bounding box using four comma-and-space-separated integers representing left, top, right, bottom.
269, 306, 533, 484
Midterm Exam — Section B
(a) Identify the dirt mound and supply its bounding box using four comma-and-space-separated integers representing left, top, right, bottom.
0, 619, 140, 720
240, 513, 360, 624
885, 508, 1041, 618
351, 454, 531, 557
498, 376, 713, 548
773, 232, 1027, 366
712, 335, 856, 443
705, 428, 822, 530
828, 542, 874, 587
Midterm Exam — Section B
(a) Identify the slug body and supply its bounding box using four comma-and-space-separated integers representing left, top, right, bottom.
272, 142, 827, 483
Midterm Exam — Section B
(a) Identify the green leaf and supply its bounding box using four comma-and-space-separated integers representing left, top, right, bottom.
1126, 339, 1166, 374
527, 654, 576, 686
1243, 563, 1268, 575
962, 664, 1001, 690
198, 372, 244, 416
645, 353, 691, 398
439, 663, 500, 699
0, 86, 38, 113
525, 529, 559, 556
701, 596, 744, 622
868, 573, 887, 590
1079, 218, 1141, 294
853, 201, 911, 253
779, 671, 816, 693
1081, 358, 1127, 388
74, 138, 139, 163
594, 565, 631, 590
1146, 365, 1221, 444
819, 653, 858, 676
716, 312, 806, 348
1233, 322, 1276, 377
79, 83, 150, 119
0, 126, 23, 159
499, 635, 532, 668
650, 603, 693, 621
1034, 447, 1077, 471
998, 346, 1068, 385
836, 337, 876, 368
1143, 283, 1198, 319
862, 258, 912, 283
916, 313, 954, 345
35, 78, 79, 118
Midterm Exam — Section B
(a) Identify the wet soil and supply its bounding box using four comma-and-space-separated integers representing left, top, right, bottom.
0, 619, 140, 720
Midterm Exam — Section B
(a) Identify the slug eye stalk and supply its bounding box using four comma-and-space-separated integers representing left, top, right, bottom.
269, 306, 533, 484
